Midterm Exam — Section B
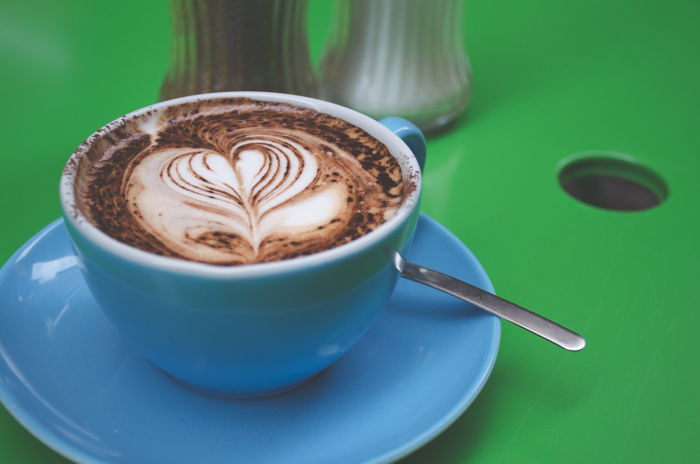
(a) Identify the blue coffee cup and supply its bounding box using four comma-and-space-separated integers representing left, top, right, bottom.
60, 92, 425, 398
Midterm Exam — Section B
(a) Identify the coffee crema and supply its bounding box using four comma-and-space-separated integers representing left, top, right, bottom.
72, 98, 407, 265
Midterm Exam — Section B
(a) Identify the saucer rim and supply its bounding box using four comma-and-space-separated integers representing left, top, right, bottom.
0, 215, 500, 464
0, 220, 97, 464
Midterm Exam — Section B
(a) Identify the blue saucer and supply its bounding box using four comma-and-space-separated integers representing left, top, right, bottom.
0, 214, 499, 464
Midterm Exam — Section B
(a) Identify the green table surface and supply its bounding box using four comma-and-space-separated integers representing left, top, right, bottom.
2, 0, 699, 462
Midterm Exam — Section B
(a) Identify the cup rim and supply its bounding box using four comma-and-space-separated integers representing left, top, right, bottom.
59, 91, 422, 279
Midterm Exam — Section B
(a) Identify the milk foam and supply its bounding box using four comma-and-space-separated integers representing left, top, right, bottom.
76, 98, 407, 265
127, 133, 347, 263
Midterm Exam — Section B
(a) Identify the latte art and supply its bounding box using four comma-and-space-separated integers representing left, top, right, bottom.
128, 132, 347, 263
74, 98, 409, 265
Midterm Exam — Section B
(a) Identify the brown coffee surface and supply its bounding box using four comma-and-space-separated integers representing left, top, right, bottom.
73, 98, 406, 265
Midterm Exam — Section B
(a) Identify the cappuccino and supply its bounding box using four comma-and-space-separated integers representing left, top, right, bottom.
72, 98, 407, 265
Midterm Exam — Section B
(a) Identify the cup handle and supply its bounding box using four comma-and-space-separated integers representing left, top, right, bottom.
379, 117, 427, 171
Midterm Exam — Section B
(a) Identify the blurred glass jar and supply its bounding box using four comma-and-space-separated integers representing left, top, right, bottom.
321, 0, 471, 133
160, 0, 317, 101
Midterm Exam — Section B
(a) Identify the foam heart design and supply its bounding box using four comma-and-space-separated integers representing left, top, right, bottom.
162, 135, 318, 247
126, 134, 343, 263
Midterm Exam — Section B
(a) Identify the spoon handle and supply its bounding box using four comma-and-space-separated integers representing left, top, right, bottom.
397, 259, 586, 351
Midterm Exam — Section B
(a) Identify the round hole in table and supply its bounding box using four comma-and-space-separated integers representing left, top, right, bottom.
558, 152, 668, 211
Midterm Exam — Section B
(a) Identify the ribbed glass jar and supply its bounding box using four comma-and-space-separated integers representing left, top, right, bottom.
161, 0, 317, 101
321, 0, 471, 132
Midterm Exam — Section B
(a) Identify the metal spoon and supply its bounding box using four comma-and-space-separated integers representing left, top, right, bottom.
390, 251, 586, 351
